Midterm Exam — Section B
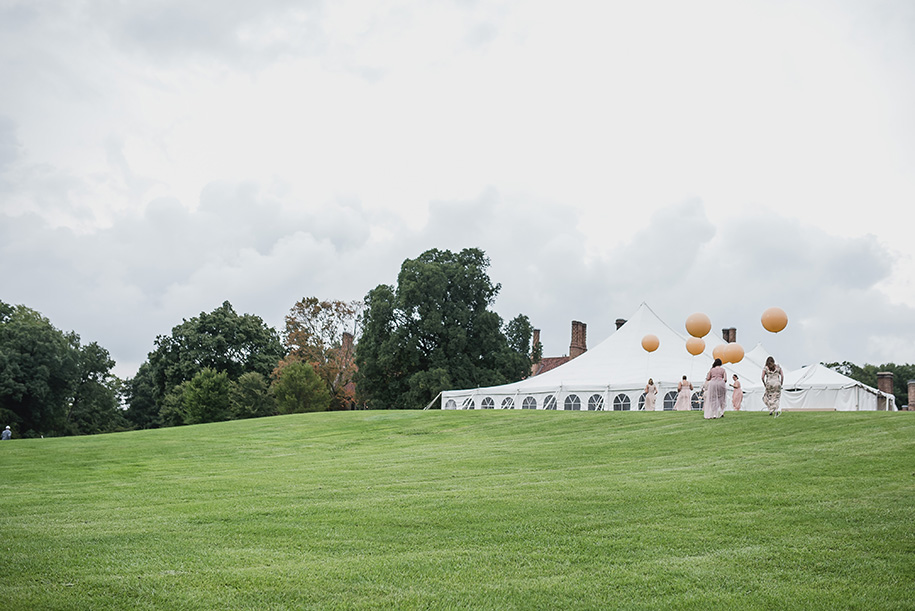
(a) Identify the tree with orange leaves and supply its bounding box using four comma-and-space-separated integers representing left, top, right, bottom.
282, 297, 363, 410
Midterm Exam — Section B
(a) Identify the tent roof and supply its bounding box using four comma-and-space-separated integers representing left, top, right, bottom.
468, 302, 765, 394
784, 362, 872, 390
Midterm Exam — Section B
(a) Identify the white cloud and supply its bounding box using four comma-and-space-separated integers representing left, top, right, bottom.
2, 0, 915, 379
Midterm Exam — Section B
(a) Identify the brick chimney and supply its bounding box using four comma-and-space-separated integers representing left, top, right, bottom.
877, 372, 894, 411
722, 327, 737, 343
615, 319, 627, 330
570, 321, 587, 359
342, 331, 354, 357
907, 380, 915, 411
532, 329, 541, 355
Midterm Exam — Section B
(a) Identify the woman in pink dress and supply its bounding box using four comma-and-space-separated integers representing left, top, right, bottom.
673, 375, 693, 411
731, 374, 743, 411
704, 358, 727, 419
643, 379, 658, 411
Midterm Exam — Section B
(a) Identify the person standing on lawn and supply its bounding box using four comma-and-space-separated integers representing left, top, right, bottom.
762, 356, 784, 417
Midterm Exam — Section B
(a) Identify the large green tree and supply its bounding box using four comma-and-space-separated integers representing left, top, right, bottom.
138, 301, 284, 424
184, 368, 232, 425
65, 341, 128, 435
272, 361, 331, 414
123, 362, 161, 429
0, 301, 125, 436
355, 248, 534, 409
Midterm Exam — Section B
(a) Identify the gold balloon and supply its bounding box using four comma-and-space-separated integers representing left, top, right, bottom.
712, 343, 728, 362
761, 307, 788, 333
685, 312, 712, 338
724, 342, 744, 364
685, 337, 705, 356
641, 334, 660, 353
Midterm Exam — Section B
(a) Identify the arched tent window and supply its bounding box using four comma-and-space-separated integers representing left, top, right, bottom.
481, 397, 495, 409
522, 396, 537, 410
501, 397, 515, 410
544, 395, 557, 410
638, 393, 646, 410
461, 397, 475, 410
663, 391, 677, 411
613, 393, 631, 411
564, 394, 581, 410
691, 392, 702, 411
588, 394, 604, 411
445, 399, 457, 409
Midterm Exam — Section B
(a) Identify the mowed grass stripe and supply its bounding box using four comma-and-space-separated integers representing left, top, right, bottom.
1, 411, 912, 610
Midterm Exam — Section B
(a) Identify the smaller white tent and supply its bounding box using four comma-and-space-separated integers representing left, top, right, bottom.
778, 363, 896, 411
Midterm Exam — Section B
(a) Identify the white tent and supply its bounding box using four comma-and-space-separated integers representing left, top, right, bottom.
780, 363, 895, 411
441, 302, 894, 412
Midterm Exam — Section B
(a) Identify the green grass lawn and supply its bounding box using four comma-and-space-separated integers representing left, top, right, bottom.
1, 410, 913, 610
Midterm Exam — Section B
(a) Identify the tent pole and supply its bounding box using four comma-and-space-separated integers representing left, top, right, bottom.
423, 391, 443, 411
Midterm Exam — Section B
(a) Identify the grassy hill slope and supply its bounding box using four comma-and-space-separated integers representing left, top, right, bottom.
1, 410, 913, 610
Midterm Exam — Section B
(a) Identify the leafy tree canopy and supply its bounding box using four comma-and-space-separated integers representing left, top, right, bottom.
272, 361, 331, 414
145, 300, 284, 405
355, 248, 534, 409
0, 300, 124, 436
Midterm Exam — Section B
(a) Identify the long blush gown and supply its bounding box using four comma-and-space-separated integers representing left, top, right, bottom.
704, 366, 727, 419
673, 380, 692, 411
644, 384, 658, 411
732, 380, 743, 411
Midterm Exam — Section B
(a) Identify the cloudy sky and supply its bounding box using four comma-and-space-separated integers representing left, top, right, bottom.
2, 0, 914, 379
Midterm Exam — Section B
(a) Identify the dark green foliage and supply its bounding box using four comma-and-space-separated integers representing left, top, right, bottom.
159, 382, 190, 427
272, 361, 331, 414
230, 372, 276, 419
65, 342, 129, 435
0, 304, 78, 435
184, 368, 232, 425
123, 363, 161, 429
138, 301, 284, 421
825, 361, 915, 408
355, 248, 534, 409
0, 301, 124, 437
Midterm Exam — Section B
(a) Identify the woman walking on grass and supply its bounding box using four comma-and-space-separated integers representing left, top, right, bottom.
731, 374, 743, 411
674, 376, 693, 411
644, 379, 658, 411
762, 356, 784, 417
704, 358, 727, 419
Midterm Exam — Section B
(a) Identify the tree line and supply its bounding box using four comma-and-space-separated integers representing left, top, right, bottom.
1, 248, 538, 437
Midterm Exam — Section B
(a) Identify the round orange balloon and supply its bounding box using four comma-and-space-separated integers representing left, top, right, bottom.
641, 334, 660, 353
761, 307, 788, 333
685, 337, 705, 356
712, 343, 728, 362
724, 342, 744, 364
685, 312, 712, 338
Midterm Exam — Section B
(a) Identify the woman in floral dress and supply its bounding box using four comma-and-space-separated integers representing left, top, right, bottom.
762, 356, 784, 417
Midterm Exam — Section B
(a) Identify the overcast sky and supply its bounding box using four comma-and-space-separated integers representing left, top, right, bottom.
2, 0, 914, 379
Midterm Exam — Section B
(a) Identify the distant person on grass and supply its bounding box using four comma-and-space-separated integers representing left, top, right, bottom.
2, 426, 11, 440
674, 376, 692, 411
704, 358, 727, 420
643, 379, 658, 411
762, 356, 785, 417
731, 374, 743, 411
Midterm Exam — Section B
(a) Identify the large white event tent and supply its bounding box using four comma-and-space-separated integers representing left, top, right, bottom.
441, 303, 895, 412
